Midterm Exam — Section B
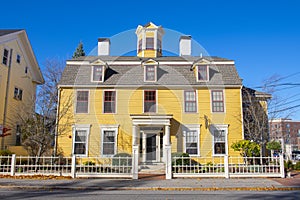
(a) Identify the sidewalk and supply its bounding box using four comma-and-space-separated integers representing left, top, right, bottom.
0, 174, 299, 191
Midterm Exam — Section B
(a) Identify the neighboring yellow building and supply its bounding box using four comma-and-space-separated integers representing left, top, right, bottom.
0, 30, 44, 153
57, 22, 243, 163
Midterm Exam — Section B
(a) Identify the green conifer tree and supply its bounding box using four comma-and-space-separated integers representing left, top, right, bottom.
72, 41, 86, 58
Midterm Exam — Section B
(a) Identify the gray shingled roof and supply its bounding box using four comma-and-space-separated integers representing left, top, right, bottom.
0, 29, 22, 37
60, 56, 242, 87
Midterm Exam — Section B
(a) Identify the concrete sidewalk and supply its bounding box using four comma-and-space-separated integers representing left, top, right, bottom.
0, 176, 299, 191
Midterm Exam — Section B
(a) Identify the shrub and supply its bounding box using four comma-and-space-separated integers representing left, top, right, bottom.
284, 160, 294, 170
112, 153, 132, 166
295, 161, 300, 170
0, 149, 13, 156
83, 161, 95, 166
171, 152, 190, 165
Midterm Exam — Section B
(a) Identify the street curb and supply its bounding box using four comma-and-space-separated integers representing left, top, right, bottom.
0, 185, 300, 191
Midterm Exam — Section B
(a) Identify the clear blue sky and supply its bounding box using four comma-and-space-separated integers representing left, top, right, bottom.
2, 0, 300, 119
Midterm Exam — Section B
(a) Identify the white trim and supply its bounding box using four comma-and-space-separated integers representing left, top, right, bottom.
75, 89, 90, 114
196, 65, 209, 82
182, 124, 201, 156
91, 65, 105, 82
102, 89, 117, 114
100, 124, 119, 157
65, 60, 235, 66
143, 89, 157, 113
144, 65, 157, 82
72, 124, 91, 157
183, 90, 198, 113
59, 84, 241, 89
210, 124, 229, 156
210, 89, 226, 113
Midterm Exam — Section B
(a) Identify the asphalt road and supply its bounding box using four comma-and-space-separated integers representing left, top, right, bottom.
0, 189, 299, 200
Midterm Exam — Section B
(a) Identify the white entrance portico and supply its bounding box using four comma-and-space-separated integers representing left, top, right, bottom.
130, 114, 172, 179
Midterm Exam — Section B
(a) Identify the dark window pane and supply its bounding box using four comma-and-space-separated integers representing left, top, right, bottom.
76, 91, 89, 113
2, 49, 8, 65
144, 91, 156, 112
146, 38, 154, 50
198, 66, 208, 81
93, 66, 103, 81
104, 91, 115, 113
214, 143, 225, 154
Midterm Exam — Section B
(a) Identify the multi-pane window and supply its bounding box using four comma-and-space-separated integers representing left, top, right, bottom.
102, 130, 116, 156
145, 65, 156, 82
2, 49, 9, 65
211, 90, 224, 112
146, 38, 154, 50
213, 129, 226, 155
16, 54, 21, 64
14, 87, 23, 100
76, 91, 89, 113
92, 66, 104, 82
73, 129, 88, 156
197, 65, 208, 81
184, 91, 197, 112
104, 91, 116, 113
157, 39, 162, 53
144, 90, 156, 112
185, 131, 198, 155
138, 39, 142, 52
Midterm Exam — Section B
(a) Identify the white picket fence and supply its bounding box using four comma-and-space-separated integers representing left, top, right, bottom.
0, 155, 133, 178
172, 155, 285, 178
0, 154, 285, 179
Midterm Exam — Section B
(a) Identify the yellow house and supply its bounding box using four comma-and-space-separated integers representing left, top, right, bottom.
57, 22, 243, 165
0, 30, 44, 154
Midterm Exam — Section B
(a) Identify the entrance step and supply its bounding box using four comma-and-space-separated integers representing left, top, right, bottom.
139, 163, 165, 174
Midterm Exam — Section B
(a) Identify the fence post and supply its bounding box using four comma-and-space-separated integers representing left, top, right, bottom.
165, 145, 172, 179
71, 155, 76, 178
224, 155, 229, 178
10, 154, 16, 176
279, 155, 285, 178
132, 145, 139, 179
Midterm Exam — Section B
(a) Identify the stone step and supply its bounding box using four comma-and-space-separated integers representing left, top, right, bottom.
139, 163, 165, 174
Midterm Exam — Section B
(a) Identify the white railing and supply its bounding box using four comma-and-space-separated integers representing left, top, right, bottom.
0, 155, 133, 178
172, 155, 285, 178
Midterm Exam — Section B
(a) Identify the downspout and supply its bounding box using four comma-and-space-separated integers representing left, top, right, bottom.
1, 49, 13, 150
53, 87, 61, 156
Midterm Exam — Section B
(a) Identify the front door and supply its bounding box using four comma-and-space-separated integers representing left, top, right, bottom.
146, 134, 156, 161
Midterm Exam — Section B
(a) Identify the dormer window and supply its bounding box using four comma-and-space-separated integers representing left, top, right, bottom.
146, 38, 154, 50
157, 39, 162, 53
197, 65, 208, 81
92, 65, 104, 82
144, 65, 157, 82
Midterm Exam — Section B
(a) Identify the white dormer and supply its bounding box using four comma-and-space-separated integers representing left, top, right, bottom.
91, 59, 108, 82
192, 58, 211, 82
142, 59, 158, 82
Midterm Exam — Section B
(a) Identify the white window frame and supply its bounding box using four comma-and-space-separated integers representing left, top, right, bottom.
182, 124, 201, 156
196, 65, 209, 82
91, 65, 105, 82
183, 90, 198, 113
210, 89, 226, 113
100, 125, 119, 157
75, 90, 89, 114
103, 90, 117, 114
144, 65, 157, 82
210, 124, 228, 156
143, 89, 157, 113
72, 124, 90, 157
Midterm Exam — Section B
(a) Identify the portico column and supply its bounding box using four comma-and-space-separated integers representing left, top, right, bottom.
132, 125, 139, 146
165, 125, 170, 145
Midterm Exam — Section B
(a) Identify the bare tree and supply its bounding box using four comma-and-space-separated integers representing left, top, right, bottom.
19, 58, 73, 157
